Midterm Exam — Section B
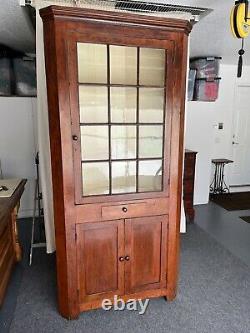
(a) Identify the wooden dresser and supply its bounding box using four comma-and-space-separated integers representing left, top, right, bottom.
184, 150, 197, 221
0, 179, 26, 306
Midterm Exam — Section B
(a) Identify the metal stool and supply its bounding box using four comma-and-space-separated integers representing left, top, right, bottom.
210, 159, 233, 195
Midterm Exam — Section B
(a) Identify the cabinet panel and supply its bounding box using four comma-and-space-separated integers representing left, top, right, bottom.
139, 48, 165, 86
125, 215, 167, 294
110, 45, 137, 85
77, 220, 124, 303
77, 43, 107, 83
82, 162, 109, 196
79, 86, 108, 123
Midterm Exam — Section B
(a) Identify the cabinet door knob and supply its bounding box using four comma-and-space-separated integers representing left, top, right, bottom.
119, 256, 124, 262
122, 207, 128, 213
72, 135, 78, 141
125, 256, 130, 261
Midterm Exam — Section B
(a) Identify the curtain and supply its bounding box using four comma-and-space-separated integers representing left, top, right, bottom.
179, 37, 190, 234
36, 5, 55, 253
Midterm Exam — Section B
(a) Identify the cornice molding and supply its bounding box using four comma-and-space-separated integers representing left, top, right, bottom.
40, 5, 192, 35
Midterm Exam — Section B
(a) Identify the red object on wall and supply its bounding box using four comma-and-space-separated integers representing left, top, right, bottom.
194, 78, 220, 102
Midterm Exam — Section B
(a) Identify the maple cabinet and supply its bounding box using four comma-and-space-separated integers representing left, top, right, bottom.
40, 5, 192, 319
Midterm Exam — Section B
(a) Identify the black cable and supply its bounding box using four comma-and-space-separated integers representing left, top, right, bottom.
237, 38, 245, 78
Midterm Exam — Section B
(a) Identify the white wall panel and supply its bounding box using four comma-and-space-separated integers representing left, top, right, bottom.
0, 97, 37, 217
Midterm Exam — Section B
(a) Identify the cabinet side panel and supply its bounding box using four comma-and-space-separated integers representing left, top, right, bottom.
167, 33, 189, 300
42, 18, 79, 318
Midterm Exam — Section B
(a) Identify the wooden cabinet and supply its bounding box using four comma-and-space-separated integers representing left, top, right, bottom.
40, 5, 192, 318
0, 179, 26, 306
184, 150, 197, 221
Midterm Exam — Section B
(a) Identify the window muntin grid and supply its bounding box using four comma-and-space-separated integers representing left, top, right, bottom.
77, 43, 166, 197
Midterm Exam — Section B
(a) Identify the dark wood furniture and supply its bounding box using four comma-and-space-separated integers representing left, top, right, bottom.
0, 179, 26, 306
184, 150, 197, 221
40, 5, 192, 319
210, 159, 233, 195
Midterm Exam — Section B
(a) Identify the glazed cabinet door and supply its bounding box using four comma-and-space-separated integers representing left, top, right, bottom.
124, 215, 168, 294
76, 220, 124, 304
68, 37, 174, 205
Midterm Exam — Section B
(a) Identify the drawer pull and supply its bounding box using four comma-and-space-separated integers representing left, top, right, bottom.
125, 256, 130, 261
122, 207, 128, 213
119, 256, 125, 262
72, 135, 78, 141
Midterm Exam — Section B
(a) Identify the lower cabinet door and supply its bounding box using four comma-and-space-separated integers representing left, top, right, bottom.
124, 215, 168, 294
76, 220, 124, 304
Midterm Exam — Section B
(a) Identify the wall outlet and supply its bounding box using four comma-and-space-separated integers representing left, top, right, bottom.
218, 122, 224, 130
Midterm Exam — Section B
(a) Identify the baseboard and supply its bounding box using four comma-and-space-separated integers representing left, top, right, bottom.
230, 184, 250, 187
229, 186, 250, 193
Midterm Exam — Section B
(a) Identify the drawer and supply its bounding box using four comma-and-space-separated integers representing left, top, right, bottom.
76, 197, 169, 223
0, 242, 15, 305
183, 179, 194, 195
102, 202, 148, 220
0, 242, 14, 276
183, 164, 195, 180
0, 224, 11, 258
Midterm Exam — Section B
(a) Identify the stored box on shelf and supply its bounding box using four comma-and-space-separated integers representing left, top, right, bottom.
193, 78, 221, 102
13, 57, 37, 96
0, 57, 12, 96
188, 69, 196, 101
190, 57, 221, 79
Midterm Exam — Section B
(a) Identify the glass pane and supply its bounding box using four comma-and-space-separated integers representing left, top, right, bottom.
139, 88, 164, 123
139, 48, 165, 86
81, 126, 109, 160
138, 160, 162, 192
111, 126, 136, 159
79, 86, 108, 123
112, 161, 136, 194
111, 87, 137, 123
77, 43, 107, 83
110, 46, 137, 85
139, 125, 163, 158
82, 162, 109, 196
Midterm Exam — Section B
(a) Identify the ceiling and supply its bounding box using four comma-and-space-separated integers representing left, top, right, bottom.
0, 0, 249, 65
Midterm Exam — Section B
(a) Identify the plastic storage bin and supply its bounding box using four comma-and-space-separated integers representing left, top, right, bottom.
190, 57, 221, 79
193, 78, 221, 102
188, 69, 196, 101
0, 57, 12, 96
13, 57, 37, 96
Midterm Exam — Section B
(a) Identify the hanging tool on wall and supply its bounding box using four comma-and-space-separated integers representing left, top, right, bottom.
230, 0, 250, 77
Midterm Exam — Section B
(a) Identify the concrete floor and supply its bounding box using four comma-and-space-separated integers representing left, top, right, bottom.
195, 201, 250, 267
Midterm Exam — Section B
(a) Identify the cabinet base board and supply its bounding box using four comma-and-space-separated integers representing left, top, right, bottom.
79, 288, 172, 312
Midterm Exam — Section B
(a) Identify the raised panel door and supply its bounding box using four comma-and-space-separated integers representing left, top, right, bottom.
124, 215, 168, 294
76, 220, 124, 304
